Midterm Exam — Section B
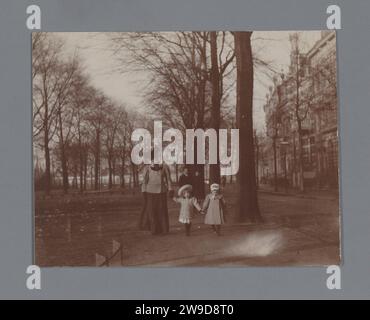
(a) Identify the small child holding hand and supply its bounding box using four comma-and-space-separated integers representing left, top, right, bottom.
202, 183, 226, 236
173, 184, 202, 236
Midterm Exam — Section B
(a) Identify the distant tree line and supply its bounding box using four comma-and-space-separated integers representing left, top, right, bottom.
33, 33, 146, 195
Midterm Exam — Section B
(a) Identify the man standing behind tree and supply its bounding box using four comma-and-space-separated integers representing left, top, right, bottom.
178, 167, 192, 188
193, 170, 205, 201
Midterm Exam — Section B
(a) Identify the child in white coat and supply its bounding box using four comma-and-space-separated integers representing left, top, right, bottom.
202, 183, 226, 235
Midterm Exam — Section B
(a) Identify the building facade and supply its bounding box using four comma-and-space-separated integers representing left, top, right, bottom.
262, 31, 338, 190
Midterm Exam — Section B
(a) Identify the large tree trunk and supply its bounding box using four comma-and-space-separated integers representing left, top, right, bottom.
197, 32, 207, 198
234, 31, 262, 223
192, 136, 205, 198
209, 31, 221, 185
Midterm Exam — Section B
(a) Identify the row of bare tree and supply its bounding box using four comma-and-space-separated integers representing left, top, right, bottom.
33, 31, 262, 222
33, 33, 147, 195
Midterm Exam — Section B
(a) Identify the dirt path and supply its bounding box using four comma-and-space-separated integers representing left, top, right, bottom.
35, 186, 340, 267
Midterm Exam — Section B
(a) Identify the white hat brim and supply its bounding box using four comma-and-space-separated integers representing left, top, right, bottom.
178, 184, 192, 196
210, 183, 220, 191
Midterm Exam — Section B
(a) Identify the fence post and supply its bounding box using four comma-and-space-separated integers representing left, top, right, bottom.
95, 253, 107, 267
112, 239, 123, 266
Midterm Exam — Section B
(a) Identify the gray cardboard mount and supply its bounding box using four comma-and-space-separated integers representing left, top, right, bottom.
0, 0, 369, 299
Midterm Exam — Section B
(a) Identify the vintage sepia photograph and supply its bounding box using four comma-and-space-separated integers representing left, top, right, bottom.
32, 31, 340, 267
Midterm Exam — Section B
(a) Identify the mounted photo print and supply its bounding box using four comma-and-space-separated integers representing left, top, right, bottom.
32, 31, 340, 267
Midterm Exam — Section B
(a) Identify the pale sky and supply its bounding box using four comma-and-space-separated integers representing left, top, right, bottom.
55, 31, 321, 133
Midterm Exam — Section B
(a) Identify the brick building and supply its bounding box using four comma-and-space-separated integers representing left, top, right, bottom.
262, 31, 338, 189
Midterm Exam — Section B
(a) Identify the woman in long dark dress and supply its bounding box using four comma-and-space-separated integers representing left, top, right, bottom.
140, 163, 173, 234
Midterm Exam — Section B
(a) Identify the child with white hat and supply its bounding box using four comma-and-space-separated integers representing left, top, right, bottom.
202, 183, 227, 235
173, 184, 202, 236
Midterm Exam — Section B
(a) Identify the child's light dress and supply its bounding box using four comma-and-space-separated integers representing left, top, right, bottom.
203, 193, 226, 225
174, 197, 201, 224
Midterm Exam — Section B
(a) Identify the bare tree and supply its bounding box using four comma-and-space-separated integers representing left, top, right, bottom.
33, 33, 77, 194
265, 93, 281, 192
54, 58, 81, 193
110, 31, 235, 192
104, 104, 128, 189
69, 74, 95, 192
85, 93, 109, 190
115, 110, 130, 189
289, 32, 313, 192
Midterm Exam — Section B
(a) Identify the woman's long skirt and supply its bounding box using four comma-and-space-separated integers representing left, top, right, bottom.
138, 192, 149, 230
140, 192, 169, 234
